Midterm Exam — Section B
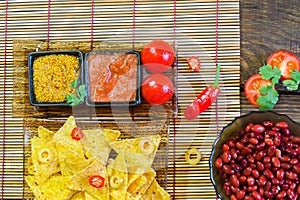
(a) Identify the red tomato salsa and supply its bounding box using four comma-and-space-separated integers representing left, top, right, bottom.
87, 53, 138, 103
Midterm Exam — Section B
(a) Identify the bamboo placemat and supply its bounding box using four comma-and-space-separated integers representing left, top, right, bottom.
0, 0, 240, 199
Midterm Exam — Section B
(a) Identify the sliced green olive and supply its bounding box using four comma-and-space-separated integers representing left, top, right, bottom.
139, 139, 154, 154
37, 148, 52, 163
110, 175, 124, 189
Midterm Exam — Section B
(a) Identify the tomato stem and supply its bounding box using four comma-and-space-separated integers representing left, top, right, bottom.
213, 64, 221, 86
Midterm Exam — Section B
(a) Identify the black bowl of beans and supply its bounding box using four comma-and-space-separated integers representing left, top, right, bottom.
209, 111, 300, 200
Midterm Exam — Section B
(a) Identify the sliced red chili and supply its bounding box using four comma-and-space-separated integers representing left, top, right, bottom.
184, 64, 221, 120
188, 56, 201, 72
71, 127, 84, 140
89, 175, 105, 188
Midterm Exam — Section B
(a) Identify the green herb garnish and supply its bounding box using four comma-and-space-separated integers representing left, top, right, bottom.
66, 78, 86, 106
282, 70, 300, 90
256, 64, 300, 110
259, 64, 281, 85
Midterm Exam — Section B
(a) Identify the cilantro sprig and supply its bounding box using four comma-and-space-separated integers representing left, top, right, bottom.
66, 78, 86, 106
256, 64, 300, 110
282, 70, 300, 90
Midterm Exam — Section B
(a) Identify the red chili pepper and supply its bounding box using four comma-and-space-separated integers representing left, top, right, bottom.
89, 175, 105, 188
71, 127, 84, 140
184, 64, 221, 120
188, 56, 201, 72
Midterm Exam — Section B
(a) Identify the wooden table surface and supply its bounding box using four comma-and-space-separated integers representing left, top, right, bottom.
240, 0, 300, 120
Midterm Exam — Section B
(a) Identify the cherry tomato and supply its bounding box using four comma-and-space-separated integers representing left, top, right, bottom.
89, 175, 105, 188
188, 56, 201, 72
141, 73, 174, 105
267, 50, 300, 80
244, 74, 272, 107
141, 40, 175, 73
71, 127, 84, 140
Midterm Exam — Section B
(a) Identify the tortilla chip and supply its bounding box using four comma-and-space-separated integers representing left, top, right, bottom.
81, 129, 120, 163
31, 137, 60, 185
107, 152, 128, 200
140, 179, 170, 200
38, 126, 54, 140
68, 159, 109, 200
110, 135, 161, 169
70, 192, 86, 200
85, 192, 98, 200
126, 168, 156, 200
28, 174, 75, 200
53, 116, 88, 176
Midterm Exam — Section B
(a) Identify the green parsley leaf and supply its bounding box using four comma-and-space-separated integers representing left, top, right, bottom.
71, 78, 79, 89
283, 80, 299, 90
291, 70, 300, 84
256, 85, 279, 111
66, 82, 86, 106
259, 64, 281, 85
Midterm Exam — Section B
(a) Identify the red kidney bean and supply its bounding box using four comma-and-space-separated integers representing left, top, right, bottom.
275, 149, 281, 158
215, 157, 223, 168
251, 124, 265, 134
274, 135, 281, 146
251, 169, 260, 179
292, 136, 300, 143
244, 195, 254, 200
230, 194, 237, 200
227, 138, 236, 148
243, 167, 252, 176
239, 175, 247, 184
249, 137, 258, 145
271, 185, 279, 195
276, 169, 285, 180
223, 165, 234, 174
258, 175, 267, 186
224, 184, 231, 195
263, 156, 271, 164
286, 171, 298, 180
290, 158, 299, 165
252, 191, 262, 200
223, 150, 231, 163
271, 156, 281, 168
282, 163, 291, 170
247, 185, 257, 192
267, 145, 276, 156
255, 142, 266, 151
264, 190, 274, 199
254, 151, 265, 161
281, 155, 290, 162
297, 184, 300, 194
247, 155, 255, 164
256, 161, 264, 171
222, 143, 230, 151
241, 147, 252, 155
287, 189, 295, 198
268, 130, 279, 136
272, 126, 280, 132
264, 181, 272, 191
263, 169, 274, 179
245, 123, 253, 133
271, 177, 279, 185
264, 137, 273, 146
276, 190, 287, 198
293, 163, 300, 174
236, 141, 244, 150
236, 189, 245, 200
230, 174, 240, 188
282, 128, 291, 136
275, 121, 288, 129
241, 159, 248, 168
263, 120, 274, 129
247, 176, 255, 186
230, 186, 239, 194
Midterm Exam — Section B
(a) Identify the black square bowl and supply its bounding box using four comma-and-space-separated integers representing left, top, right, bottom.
28, 50, 83, 106
84, 50, 141, 107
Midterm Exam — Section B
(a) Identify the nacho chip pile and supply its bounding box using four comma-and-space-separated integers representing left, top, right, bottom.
25, 116, 170, 200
